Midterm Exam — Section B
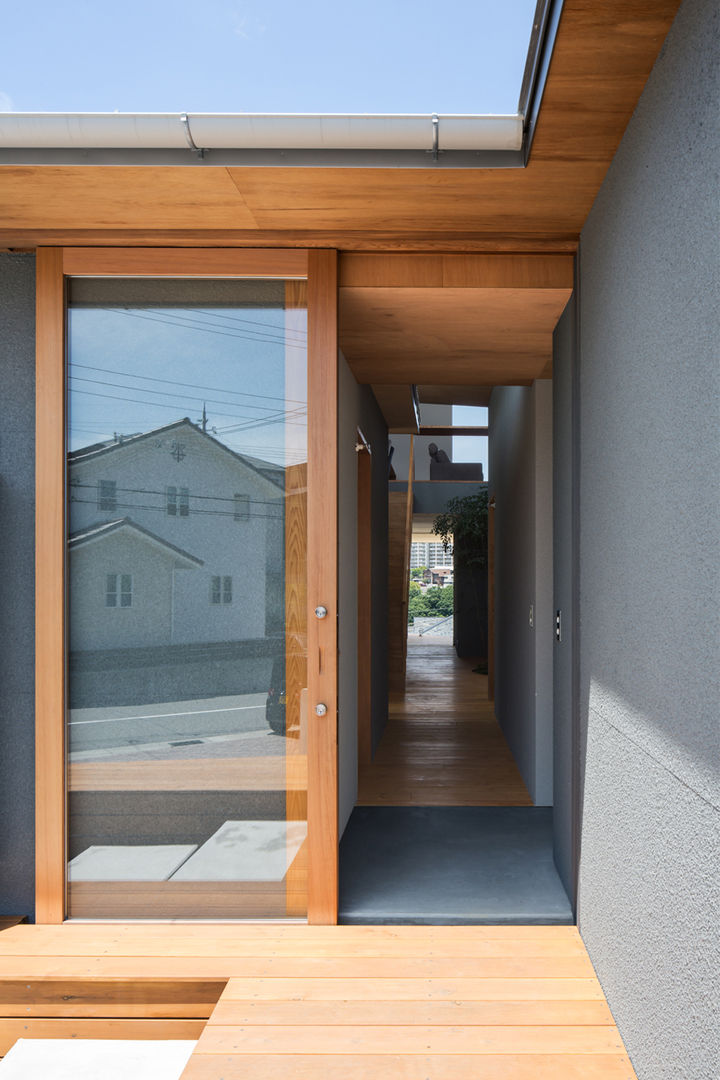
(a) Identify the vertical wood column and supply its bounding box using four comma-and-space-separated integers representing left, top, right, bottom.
357, 440, 373, 765
35, 248, 66, 923
306, 251, 338, 924
488, 498, 496, 702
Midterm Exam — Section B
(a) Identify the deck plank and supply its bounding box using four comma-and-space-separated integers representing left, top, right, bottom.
0, 924, 636, 1079
181, 1054, 637, 1079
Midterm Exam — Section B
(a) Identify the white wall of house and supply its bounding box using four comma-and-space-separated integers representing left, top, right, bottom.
69, 422, 283, 646
69, 531, 177, 650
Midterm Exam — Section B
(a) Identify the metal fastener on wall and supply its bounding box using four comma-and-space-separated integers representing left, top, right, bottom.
314, 605, 328, 619
315, 703, 328, 717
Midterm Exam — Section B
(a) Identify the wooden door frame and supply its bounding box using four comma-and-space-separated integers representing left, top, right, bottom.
34, 246, 338, 924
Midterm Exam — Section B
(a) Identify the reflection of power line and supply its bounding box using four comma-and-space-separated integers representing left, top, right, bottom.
70, 361, 306, 407
69, 387, 308, 428
69, 375, 308, 423
69, 498, 284, 521
101, 307, 306, 350
162, 307, 307, 343
71, 482, 286, 508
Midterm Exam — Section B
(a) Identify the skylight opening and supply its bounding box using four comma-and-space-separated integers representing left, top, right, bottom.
3, 1, 539, 116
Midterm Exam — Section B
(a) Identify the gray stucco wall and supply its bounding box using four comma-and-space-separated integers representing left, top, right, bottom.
338, 354, 389, 836
489, 380, 553, 805
552, 295, 577, 900
0, 253, 36, 919
573, 1, 720, 1076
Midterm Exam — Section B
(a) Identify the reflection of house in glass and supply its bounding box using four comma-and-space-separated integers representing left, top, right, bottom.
68, 417, 289, 706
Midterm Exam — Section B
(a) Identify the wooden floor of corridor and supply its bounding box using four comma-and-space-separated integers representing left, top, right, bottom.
359, 638, 532, 805
0, 923, 638, 1079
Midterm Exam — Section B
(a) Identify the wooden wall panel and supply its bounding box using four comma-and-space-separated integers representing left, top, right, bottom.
306, 251, 338, 924
62, 247, 307, 278
35, 248, 66, 925
284, 461, 309, 917
357, 444, 373, 765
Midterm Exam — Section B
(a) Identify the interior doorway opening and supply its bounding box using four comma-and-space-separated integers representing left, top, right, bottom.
340, 382, 573, 925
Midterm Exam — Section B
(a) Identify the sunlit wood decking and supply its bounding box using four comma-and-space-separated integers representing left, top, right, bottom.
359, 639, 532, 805
0, 923, 638, 1078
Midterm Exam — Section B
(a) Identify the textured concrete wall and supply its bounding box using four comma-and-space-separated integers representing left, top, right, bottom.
489, 381, 553, 805
338, 355, 389, 836
0, 254, 36, 918
575, 1, 720, 1076
552, 296, 577, 899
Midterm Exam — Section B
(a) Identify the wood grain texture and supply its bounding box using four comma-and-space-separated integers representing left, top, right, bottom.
359, 640, 530, 806
357, 441, 373, 765
0, 978, 224, 1018
62, 246, 307, 277
339, 254, 573, 289
488, 500, 496, 701
284, 460, 309, 917
340, 287, 571, 386
0, 1017, 205, 1053
0, 924, 636, 1077
181, 1055, 637, 1079
370, 385, 420, 433
0, 3, 679, 253
387, 439, 413, 694
68, 755, 307, 792
35, 248, 66, 925
306, 250, 338, 924
0, 229, 578, 253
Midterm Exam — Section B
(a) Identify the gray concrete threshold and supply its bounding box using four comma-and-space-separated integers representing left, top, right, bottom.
339, 806, 573, 925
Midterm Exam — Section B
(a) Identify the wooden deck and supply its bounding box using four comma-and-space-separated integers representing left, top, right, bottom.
0, 923, 637, 1078
359, 639, 532, 806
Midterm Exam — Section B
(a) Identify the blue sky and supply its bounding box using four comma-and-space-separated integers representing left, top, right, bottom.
2, 1, 536, 114
69, 302, 307, 467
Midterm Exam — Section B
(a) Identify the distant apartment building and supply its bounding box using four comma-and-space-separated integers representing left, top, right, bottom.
410, 541, 452, 570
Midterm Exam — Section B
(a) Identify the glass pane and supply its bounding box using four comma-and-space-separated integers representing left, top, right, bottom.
66, 277, 308, 919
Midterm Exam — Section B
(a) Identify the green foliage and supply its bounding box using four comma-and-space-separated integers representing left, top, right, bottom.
408, 584, 454, 622
432, 490, 489, 569
410, 567, 426, 580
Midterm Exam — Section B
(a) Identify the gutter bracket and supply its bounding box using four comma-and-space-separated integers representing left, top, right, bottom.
180, 113, 206, 159
429, 113, 440, 162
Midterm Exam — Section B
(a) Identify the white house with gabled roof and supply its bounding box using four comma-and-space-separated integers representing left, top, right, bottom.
69, 417, 286, 648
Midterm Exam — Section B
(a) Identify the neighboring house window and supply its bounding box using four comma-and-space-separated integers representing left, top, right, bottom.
211, 575, 233, 604
98, 479, 117, 511
167, 486, 189, 517
106, 573, 132, 608
234, 493, 250, 521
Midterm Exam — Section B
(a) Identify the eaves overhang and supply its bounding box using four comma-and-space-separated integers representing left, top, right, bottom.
0, 1, 564, 171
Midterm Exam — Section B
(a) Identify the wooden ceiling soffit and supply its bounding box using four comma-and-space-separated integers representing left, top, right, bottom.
418, 386, 493, 407
0, 166, 258, 231
0, 3, 680, 244
339, 253, 574, 289
340, 286, 572, 386
370, 385, 420, 434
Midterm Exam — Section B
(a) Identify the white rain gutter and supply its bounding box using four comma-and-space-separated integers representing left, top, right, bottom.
0, 112, 523, 153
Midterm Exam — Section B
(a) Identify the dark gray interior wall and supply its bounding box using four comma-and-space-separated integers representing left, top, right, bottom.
0, 253, 36, 918
551, 295, 576, 900
489, 382, 553, 805
574, 1, 719, 1077
337, 353, 388, 836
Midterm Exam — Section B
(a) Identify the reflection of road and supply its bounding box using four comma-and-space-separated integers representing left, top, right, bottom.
69, 693, 268, 755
